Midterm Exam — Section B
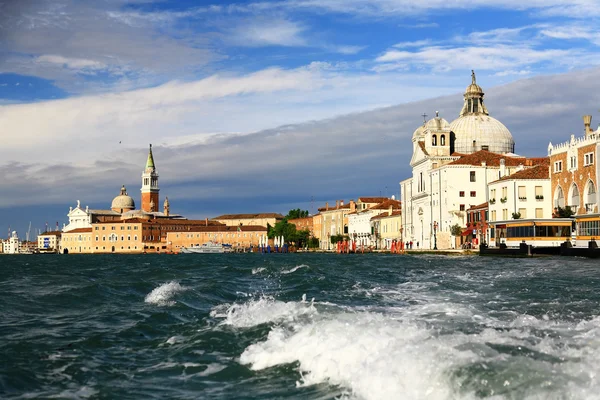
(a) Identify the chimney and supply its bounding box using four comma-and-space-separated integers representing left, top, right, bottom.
326, 202, 329, 211
336, 200, 340, 209
481, 161, 486, 167
517, 163, 524, 171
205, 217, 208, 226
388, 205, 393, 216
340, 200, 344, 207
350, 200, 356, 212
500, 158, 506, 177
584, 115, 592, 136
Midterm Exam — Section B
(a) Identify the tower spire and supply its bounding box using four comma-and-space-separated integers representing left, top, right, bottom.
141, 144, 159, 212
459, 70, 489, 117
471, 69, 476, 85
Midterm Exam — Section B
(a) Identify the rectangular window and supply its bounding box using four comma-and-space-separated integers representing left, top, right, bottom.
491, 210, 496, 221
554, 161, 563, 173
535, 186, 543, 198
502, 209, 508, 220
470, 191, 476, 197
535, 208, 543, 218
460, 204, 465, 211
518, 186, 526, 200
570, 156, 577, 169
459, 191, 465, 197
470, 171, 476, 182
584, 152, 595, 166
491, 189, 496, 199
519, 208, 527, 219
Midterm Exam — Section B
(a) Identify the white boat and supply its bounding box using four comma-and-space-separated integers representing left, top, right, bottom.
180, 241, 231, 254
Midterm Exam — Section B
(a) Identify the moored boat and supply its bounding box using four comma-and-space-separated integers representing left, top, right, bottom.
180, 241, 231, 254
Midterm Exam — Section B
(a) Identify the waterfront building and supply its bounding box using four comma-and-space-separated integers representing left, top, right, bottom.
548, 116, 600, 216
548, 115, 600, 247
487, 162, 551, 224
370, 203, 402, 250
167, 225, 268, 252
348, 198, 400, 248
211, 213, 284, 228
2, 231, 20, 254
318, 200, 353, 250
400, 72, 545, 250
37, 231, 62, 252
288, 216, 315, 237
311, 213, 322, 244
61, 228, 93, 254
465, 202, 489, 249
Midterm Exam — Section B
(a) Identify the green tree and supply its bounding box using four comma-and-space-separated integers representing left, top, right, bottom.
450, 223, 462, 236
556, 206, 574, 218
512, 212, 522, 219
286, 208, 309, 220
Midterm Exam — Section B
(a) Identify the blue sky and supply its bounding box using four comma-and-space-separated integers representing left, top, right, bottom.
2, 0, 600, 237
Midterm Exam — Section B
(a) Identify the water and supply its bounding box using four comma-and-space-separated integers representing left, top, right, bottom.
2, 254, 600, 399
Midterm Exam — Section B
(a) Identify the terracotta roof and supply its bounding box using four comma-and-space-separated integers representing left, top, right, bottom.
64, 228, 92, 233
467, 202, 489, 211
171, 225, 267, 233
212, 213, 284, 220
95, 219, 223, 226
88, 209, 120, 215
358, 197, 389, 204
371, 210, 402, 220
418, 141, 429, 156
368, 199, 401, 210
448, 150, 546, 167
493, 164, 550, 182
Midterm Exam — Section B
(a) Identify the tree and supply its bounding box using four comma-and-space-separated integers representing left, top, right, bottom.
555, 206, 574, 218
450, 224, 462, 236
286, 208, 309, 220
512, 212, 521, 219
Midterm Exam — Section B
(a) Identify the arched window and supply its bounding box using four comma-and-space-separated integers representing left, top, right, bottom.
554, 186, 565, 208
432, 135, 437, 146
569, 183, 580, 210
440, 135, 445, 146
585, 180, 596, 213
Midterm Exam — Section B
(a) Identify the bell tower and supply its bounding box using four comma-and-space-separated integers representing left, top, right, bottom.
141, 144, 159, 212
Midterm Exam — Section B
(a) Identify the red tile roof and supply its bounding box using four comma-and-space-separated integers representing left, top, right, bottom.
318, 204, 351, 212
39, 231, 62, 236
358, 197, 389, 204
448, 150, 546, 167
64, 228, 93, 233
173, 225, 267, 233
212, 213, 284, 220
467, 202, 489, 211
368, 199, 401, 210
371, 210, 402, 220
493, 164, 550, 182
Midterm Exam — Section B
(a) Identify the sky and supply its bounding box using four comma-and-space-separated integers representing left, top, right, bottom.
2, 0, 600, 237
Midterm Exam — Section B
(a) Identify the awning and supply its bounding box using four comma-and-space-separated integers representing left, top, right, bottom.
461, 230, 472, 236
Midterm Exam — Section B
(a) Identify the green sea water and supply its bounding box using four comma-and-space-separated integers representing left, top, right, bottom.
1, 254, 600, 399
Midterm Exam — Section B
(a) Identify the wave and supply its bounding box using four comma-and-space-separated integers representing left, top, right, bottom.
211, 296, 317, 328
281, 264, 309, 275
252, 267, 267, 275
237, 295, 600, 399
144, 281, 185, 306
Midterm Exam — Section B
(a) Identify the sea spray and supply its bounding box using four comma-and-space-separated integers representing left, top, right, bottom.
144, 281, 185, 306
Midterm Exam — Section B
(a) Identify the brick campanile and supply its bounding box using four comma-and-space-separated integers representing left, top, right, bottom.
141, 144, 159, 212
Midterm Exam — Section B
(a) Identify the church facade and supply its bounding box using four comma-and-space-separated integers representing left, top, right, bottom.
400, 72, 543, 249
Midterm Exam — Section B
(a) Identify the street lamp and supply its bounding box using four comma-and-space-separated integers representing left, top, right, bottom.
433, 221, 438, 250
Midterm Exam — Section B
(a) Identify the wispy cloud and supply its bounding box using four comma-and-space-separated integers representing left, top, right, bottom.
225, 18, 308, 47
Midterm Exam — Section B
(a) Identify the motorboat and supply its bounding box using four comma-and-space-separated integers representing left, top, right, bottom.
180, 241, 231, 254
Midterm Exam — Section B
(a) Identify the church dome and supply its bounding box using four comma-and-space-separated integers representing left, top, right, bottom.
412, 124, 425, 140
425, 115, 450, 131
450, 70, 515, 154
111, 185, 135, 212
450, 114, 514, 154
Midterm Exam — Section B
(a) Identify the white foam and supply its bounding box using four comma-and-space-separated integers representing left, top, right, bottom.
144, 281, 185, 306
211, 296, 317, 328
281, 264, 309, 274
237, 286, 600, 399
252, 267, 267, 274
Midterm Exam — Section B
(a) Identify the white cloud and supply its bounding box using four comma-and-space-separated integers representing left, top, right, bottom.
393, 39, 433, 48
226, 18, 307, 47
36, 54, 108, 71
